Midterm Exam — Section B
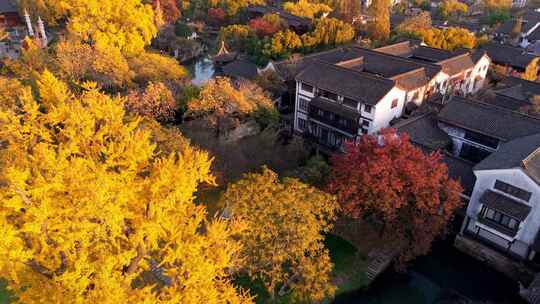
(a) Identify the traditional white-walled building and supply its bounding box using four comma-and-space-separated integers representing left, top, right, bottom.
461, 133, 540, 261
284, 40, 490, 151
437, 97, 540, 163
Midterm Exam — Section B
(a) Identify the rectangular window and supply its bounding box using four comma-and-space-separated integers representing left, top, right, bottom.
391, 99, 398, 109
301, 83, 313, 93
494, 180, 532, 202
319, 89, 338, 101
298, 118, 307, 131
362, 120, 370, 127
481, 206, 520, 232
364, 104, 372, 113
318, 109, 324, 117
298, 97, 309, 112
343, 98, 358, 109
464, 130, 499, 149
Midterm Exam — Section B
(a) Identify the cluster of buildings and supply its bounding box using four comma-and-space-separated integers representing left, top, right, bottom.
0, 1, 48, 60
266, 38, 540, 290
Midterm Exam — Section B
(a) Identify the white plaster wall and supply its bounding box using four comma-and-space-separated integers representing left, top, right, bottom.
294, 81, 315, 133
370, 87, 406, 133
467, 169, 540, 246
470, 55, 491, 94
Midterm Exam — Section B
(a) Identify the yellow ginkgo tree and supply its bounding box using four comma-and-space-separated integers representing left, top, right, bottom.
0, 71, 252, 304
221, 167, 339, 302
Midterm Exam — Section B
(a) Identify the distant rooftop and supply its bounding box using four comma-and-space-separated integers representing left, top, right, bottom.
438, 96, 540, 141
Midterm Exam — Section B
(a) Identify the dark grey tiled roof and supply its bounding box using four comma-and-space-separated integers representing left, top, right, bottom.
411, 46, 469, 62
475, 133, 540, 185
438, 54, 475, 76
488, 93, 531, 111
394, 112, 451, 150
438, 96, 540, 141
443, 154, 476, 196
496, 11, 540, 35
296, 61, 396, 105
0, 0, 17, 13
222, 59, 258, 80
480, 190, 531, 221
529, 27, 540, 42
479, 43, 538, 70
499, 77, 540, 97
375, 40, 415, 57
273, 48, 364, 80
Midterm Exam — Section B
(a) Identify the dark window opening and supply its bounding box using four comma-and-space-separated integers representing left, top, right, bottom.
301, 83, 313, 93
364, 105, 372, 113
319, 89, 338, 101
464, 130, 499, 149
494, 180, 532, 202
459, 143, 491, 163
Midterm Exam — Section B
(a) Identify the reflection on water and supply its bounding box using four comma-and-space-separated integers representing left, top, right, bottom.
186, 56, 215, 86
334, 240, 525, 304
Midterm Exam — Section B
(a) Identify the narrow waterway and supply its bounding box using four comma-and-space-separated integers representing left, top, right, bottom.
185, 55, 215, 86
334, 239, 525, 304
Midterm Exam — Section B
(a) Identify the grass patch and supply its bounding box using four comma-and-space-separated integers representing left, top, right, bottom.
0, 279, 12, 304
325, 234, 369, 296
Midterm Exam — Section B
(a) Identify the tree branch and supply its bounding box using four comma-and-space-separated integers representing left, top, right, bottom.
126, 244, 146, 276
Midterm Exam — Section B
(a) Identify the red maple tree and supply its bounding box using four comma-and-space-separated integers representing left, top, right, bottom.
248, 17, 281, 37
208, 8, 226, 26
327, 129, 463, 266
153, 0, 181, 24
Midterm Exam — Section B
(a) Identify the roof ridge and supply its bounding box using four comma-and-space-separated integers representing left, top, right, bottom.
452, 96, 540, 123
393, 112, 434, 129
314, 59, 397, 85
522, 139, 540, 167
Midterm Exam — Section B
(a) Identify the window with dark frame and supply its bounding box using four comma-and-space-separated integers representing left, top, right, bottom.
494, 180, 532, 202
364, 104, 372, 113
298, 118, 307, 131
319, 89, 338, 101
301, 83, 313, 93
479, 205, 519, 231
298, 97, 309, 112
343, 98, 358, 108
362, 120, 370, 127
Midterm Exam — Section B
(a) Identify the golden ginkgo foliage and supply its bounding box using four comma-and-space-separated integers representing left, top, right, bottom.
221, 167, 339, 302
0, 71, 252, 304
21, 0, 157, 55
67, 0, 157, 55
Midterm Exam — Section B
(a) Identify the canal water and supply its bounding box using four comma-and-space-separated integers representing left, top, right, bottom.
334, 239, 525, 304
185, 55, 215, 86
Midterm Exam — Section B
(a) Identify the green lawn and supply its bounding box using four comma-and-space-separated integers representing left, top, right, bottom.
325, 234, 369, 296
0, 280, 12, 304
235, 235, 369, 303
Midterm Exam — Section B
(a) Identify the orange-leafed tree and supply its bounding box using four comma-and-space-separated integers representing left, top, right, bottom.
326, 129, 463, 266
125, 81, 177, 122
153, 0, 181, 25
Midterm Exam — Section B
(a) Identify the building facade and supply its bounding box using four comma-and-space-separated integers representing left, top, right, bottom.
461, 134, 540, 261
286, 41, 490, 151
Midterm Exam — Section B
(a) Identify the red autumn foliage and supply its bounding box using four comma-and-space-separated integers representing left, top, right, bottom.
326, 129, 463, 267
208, 8, 226, 25
248, 17, 281, 37
153, 0, 181, 24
